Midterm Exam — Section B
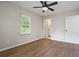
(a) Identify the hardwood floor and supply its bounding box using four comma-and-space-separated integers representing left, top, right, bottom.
0, 38, 79, 57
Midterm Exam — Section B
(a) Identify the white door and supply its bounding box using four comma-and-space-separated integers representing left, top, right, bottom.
65, 15, 79, 44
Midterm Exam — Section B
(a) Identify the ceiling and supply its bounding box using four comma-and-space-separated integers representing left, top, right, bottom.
10, 1, 79, 16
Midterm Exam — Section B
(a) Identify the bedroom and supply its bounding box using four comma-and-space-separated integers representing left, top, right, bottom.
0, 1, 79, 57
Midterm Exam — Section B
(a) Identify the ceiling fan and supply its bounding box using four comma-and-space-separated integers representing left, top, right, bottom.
33, 1, 58, 12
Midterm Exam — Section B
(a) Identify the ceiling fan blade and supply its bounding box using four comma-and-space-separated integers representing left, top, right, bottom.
44, 1, 47, 6
40, 1, 44, 6
33, 6, 43, 8
48, 2, 58, 6
48, 8, 54, 11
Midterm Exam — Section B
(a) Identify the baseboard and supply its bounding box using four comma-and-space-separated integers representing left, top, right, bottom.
2, 37, 78, 52
0, 37, 42, 52
52, 38, 79, 45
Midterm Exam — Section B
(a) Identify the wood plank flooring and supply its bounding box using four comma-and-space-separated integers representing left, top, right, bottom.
0, 38, 79, 57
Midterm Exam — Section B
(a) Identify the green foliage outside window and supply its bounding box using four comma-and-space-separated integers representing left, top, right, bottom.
21, 15, 31, 34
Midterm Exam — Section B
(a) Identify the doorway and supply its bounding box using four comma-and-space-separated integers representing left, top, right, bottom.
65, 15, 79, 44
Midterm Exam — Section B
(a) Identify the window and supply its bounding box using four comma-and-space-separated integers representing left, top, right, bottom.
20, 15, 31, 34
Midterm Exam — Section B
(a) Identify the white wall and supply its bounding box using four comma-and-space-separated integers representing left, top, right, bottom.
43, 9, 79, 43
0, 2, 43, 51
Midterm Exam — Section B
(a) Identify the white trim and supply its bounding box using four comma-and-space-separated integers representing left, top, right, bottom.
0, 37, 42, 52
52, 38, 79, 45
1, 37, 78, 52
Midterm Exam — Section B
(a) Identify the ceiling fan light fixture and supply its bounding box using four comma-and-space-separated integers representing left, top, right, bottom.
42, 7, 48, 11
